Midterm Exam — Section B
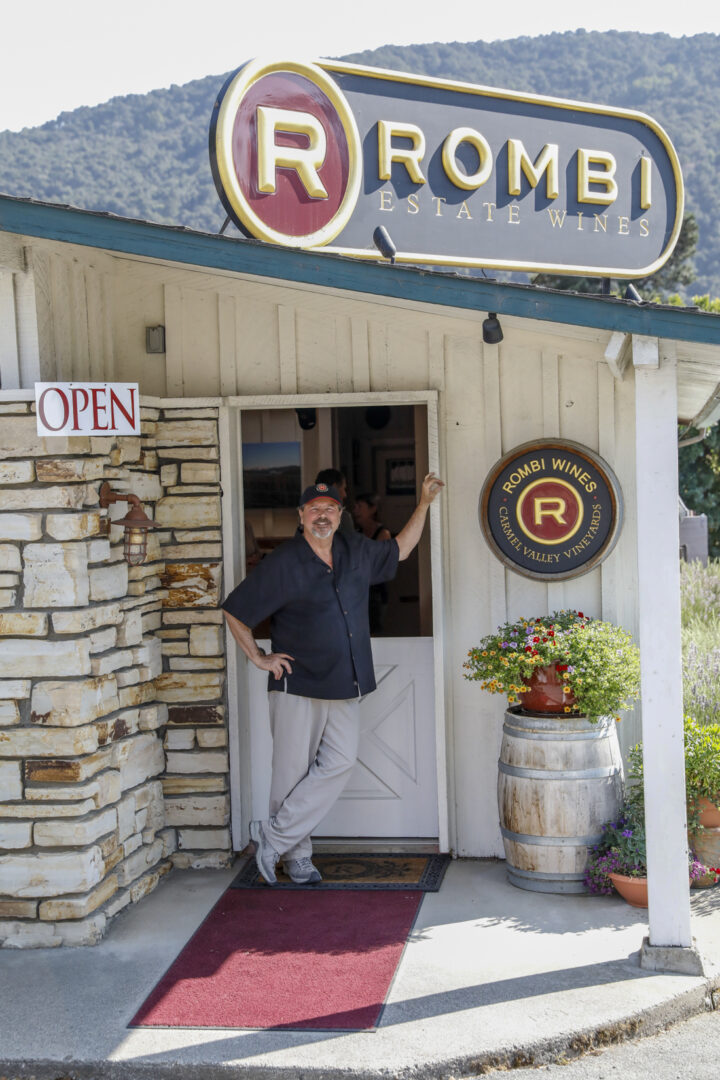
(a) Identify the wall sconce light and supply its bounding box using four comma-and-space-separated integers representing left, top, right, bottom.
373, 226, 397, 263
99, 482, 159, 566
482, 312, 504, 345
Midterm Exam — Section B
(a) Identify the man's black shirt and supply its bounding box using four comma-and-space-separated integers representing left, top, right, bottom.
222, 528, 399, 699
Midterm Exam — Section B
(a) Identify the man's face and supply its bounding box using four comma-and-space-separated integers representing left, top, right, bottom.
299, 499, 342, 540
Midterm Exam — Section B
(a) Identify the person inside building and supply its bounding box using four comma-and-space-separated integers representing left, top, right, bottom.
221, 473, 444, 885
352, 492, 391, 542
352, 492, 392, 633
315, 467, 354, 535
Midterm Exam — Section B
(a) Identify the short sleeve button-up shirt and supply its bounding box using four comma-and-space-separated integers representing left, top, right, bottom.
222, 528, 399, 700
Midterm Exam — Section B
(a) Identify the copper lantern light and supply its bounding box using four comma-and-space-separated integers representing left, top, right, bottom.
99, 483, 159, 566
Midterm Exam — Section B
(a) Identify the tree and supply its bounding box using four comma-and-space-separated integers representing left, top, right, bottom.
679, 422, 720, 558
532, 212, 698, 301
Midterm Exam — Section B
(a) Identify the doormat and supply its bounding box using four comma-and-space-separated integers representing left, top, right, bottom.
230, 851, 450, 891
130, 888, 422, 1031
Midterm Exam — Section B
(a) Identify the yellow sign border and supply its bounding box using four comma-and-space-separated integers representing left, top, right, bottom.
313, 58, 684, 280
213, 58, 363, 249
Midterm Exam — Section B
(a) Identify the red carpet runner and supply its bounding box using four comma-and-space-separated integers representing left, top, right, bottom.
131, 888, 422, 1030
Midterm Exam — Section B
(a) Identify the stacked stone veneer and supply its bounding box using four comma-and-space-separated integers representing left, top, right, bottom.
0, 398, 231, 948
154, 408, 230, 869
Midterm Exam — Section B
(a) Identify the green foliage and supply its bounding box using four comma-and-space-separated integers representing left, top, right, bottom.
583, 801, 647, 893
679, 559, 720, 725
627, 717, 720, 833
583, 795, 709, 892
1, 32, 720, 296
684, 716, 720, 808
679, 434, 720, 558
463, 609, 641, 720
533, 212, 698, 299
680, 558, 720, 628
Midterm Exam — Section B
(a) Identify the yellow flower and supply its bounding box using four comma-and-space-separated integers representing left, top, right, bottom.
564, 705, 572, 713
563, 686, 572, 694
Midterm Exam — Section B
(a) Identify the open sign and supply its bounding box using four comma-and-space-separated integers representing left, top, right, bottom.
35, 383, 140, 437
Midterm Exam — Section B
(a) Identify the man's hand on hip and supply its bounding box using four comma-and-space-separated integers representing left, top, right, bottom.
253, 651, 294, 679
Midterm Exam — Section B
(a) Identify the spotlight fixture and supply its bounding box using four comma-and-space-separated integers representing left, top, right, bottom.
624, 283, 643, 303
295, 408, 317, 431
99, 482, 159, 566
373, 225, 396, 263
482, 312, 503, 345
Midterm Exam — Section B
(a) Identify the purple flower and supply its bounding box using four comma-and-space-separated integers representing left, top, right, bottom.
622, 829, 633, 838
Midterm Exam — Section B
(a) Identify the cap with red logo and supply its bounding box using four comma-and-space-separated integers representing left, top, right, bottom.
299, 483, 342, 508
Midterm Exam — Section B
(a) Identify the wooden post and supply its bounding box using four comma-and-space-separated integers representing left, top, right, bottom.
633, 337, 702, 971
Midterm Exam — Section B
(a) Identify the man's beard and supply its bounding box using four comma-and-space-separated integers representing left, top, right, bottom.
309, 520, 332, 539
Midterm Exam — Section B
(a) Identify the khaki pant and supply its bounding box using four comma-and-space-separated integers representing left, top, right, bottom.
262, 691, 361, 860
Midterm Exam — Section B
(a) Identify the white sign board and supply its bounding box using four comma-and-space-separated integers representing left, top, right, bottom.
35, 383, 141, 436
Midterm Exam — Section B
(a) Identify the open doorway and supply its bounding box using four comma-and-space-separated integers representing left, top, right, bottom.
240, 403, 432, 639
222, 394, 445, 850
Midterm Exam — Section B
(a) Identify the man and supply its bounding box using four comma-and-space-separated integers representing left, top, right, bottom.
222, 473, 444, 886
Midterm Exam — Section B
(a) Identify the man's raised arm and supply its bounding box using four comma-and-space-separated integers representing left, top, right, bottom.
395, 472, 444, 561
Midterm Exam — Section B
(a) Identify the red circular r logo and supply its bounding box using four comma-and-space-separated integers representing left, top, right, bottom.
211, 59, 362, 248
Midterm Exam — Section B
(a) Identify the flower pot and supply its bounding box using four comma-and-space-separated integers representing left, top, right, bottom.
698, 797, 720, 828
691, 825, 720, 871
691, 870, 719, 889
498, 707, 623, 894
518, 663, 576, 714
608, 872, 648, 907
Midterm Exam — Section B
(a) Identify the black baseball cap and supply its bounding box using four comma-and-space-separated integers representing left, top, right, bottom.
298, 483, 342, 507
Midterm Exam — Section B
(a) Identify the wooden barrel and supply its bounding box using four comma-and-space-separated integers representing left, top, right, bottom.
498, 707, 624, 893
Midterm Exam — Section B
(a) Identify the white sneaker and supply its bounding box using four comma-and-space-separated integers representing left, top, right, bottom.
284, 856, 322, 884
249, 820, 279, 885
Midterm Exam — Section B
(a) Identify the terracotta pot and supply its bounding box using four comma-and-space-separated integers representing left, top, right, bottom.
691, 870, 719, 889
691, 825, 720, 871
697, 797, 720, 828
608, 872, 648, 908
518, 663, 576, 714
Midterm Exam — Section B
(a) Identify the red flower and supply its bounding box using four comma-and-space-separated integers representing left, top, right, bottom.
577, 612, 584, 618
525, 646, 532, 653
547, 630, 555, 637
533, 636, 540, 643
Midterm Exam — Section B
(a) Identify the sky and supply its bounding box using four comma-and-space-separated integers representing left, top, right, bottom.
2, 1, 719, 132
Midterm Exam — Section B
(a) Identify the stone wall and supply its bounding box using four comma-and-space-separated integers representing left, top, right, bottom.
0, 396, 232, 947
154, 407, 231, 868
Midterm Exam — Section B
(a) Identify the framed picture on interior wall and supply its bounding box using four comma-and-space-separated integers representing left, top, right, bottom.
374, 447, 416, 496
243, 441, 301, 509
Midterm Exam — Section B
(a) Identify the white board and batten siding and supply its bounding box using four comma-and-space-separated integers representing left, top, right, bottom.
7, 240, 643, 857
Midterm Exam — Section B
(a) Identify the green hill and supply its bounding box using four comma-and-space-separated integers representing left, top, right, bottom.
1, 30, 718, 297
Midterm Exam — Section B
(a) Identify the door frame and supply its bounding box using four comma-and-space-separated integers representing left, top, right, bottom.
219, 390, 450, 852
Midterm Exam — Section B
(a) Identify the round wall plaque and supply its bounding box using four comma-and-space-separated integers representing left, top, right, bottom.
480, 439, 623, 580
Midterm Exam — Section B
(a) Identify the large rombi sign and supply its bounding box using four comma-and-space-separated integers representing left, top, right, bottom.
210, 58, 684, 277
480, 441, 623, 580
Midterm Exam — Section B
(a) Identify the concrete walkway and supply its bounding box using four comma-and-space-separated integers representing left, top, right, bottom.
1, 858, 719, 1080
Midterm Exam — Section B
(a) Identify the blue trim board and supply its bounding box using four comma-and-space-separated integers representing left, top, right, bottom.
1, 194, 719, 347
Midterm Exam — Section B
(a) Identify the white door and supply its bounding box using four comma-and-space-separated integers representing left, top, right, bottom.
247, 637, 438, 837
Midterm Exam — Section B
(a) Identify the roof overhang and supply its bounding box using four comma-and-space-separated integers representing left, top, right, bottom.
1, 193, 719, 424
